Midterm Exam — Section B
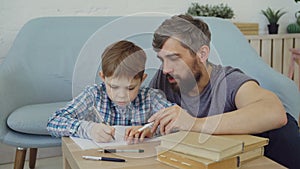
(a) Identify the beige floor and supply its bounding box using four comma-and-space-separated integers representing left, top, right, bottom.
0, 156, 62, 169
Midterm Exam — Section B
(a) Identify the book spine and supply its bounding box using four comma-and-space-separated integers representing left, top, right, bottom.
157, 152, 206, 169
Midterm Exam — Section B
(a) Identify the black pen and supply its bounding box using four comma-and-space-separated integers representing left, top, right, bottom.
82, 155, 126, 162
98, 149, 144, 153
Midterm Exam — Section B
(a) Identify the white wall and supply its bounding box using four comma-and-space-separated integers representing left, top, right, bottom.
0, 0, 299, 63
0, 0, 299, 164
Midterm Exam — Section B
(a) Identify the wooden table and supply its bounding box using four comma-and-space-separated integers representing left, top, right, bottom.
62, 137, 286, 169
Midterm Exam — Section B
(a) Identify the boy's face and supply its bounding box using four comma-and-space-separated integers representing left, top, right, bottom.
100, 73, 147, 107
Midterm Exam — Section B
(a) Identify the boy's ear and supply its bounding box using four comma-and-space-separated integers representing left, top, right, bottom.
141, 73, 148, 83
99, 71, 105, 81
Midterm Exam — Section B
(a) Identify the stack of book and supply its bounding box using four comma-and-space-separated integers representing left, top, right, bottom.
233, 22, 259, 35
221, 134, 268, 164
156, 131, 269, 169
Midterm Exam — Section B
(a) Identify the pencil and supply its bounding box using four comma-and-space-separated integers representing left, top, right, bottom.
137, 122, 154, 132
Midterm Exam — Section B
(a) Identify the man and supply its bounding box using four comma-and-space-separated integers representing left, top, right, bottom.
148, 14, 300, 169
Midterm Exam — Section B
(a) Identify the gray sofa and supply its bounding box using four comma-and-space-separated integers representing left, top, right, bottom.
0, 16, 299, 169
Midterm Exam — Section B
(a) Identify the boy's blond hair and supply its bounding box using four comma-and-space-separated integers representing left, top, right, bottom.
101, 40, 146, 80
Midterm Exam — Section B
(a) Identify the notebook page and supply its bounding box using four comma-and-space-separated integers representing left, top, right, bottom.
71, 125, 160, 150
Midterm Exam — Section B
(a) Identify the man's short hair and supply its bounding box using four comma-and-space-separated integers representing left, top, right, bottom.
152, 14, 211, 55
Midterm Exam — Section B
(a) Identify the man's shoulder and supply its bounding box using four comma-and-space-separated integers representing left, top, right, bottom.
212, 64, 244, 75
210, 64, 258, 87
211, 64, 252, 81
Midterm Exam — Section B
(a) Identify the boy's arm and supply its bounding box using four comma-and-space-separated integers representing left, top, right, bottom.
149, 88, 176, 135
150, 88, 174, 113
47, 86, 96, 137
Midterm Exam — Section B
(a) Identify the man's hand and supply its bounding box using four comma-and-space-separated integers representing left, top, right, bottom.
125, 126, 154, 144
89, 123, 115, 143
148, 105, 196, 135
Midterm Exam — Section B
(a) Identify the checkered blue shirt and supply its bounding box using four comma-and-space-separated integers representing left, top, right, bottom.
47, 83, 173, 138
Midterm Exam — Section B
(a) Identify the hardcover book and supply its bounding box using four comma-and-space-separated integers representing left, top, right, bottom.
220, 134, 269, 152
159, 131, 244, 161
238, 147, 264, 164
157, 147, 240, 169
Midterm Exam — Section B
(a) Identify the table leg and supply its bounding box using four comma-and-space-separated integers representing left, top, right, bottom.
63, 153, 71, 169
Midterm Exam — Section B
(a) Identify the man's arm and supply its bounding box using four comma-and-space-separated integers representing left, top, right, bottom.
193, 81, 287, 134
149, 81, 287, 135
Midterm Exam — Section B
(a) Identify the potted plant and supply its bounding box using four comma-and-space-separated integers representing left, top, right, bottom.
261, 7, 286, 34
187, 3, 234, 19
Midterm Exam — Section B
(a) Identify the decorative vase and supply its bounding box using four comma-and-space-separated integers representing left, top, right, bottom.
287, 23, 300, 33
295, 11, 300, 25
268, 23, 279, 34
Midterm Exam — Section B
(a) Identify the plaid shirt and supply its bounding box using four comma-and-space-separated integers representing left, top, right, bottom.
47, 83, 173, 138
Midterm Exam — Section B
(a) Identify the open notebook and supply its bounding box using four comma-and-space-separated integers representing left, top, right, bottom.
70, 125, 160, 150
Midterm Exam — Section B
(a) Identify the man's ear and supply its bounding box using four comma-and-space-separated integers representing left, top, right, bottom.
99, 71, 105, 81
196, 45, 210, 63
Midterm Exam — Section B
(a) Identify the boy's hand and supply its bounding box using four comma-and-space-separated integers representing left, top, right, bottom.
125, 126, 154, 144
89, 123, 115, 143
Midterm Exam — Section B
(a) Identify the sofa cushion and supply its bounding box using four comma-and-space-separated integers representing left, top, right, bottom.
7, 101, 68, 135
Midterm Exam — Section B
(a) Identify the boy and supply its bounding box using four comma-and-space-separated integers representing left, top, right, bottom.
47, 40, 175, 143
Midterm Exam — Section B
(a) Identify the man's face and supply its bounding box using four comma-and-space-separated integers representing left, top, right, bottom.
157, 38, 202, 93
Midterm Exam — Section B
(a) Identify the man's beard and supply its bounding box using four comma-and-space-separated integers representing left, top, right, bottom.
169, 62, 202, 94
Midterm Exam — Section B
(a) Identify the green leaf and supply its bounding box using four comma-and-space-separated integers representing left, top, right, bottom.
261, 7, 286, 24
187, 3, 234, 19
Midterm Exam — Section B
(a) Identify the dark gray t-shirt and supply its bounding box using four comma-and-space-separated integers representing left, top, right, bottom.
149, 64, 258, 118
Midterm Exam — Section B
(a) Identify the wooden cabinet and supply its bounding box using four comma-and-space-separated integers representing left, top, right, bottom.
246, 34, 300, 87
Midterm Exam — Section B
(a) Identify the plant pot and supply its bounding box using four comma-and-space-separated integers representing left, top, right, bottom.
268, 23, 279, 34
287, 23, 300, 33
295, 11, 300, 25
